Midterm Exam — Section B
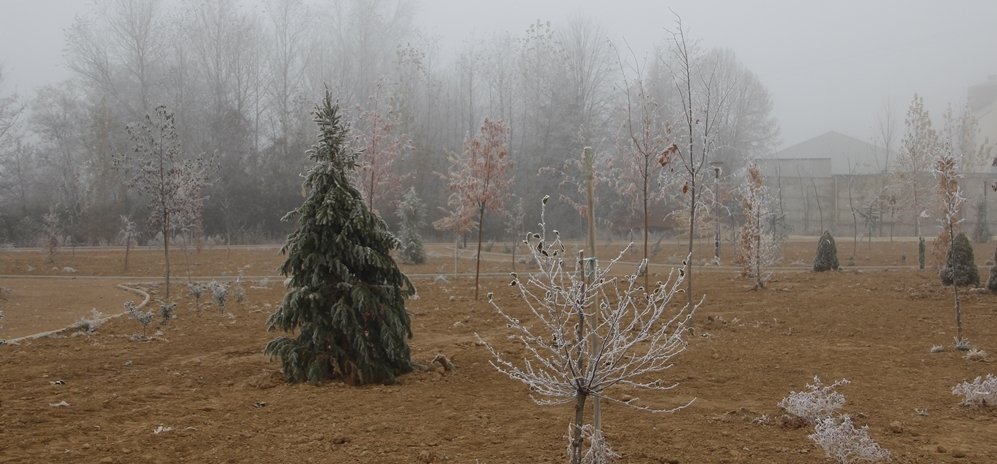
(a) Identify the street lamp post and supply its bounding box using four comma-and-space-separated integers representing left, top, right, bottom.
710, 161, 723, 265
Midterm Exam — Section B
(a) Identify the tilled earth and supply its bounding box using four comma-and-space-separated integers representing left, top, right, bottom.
1, 241, 996, 463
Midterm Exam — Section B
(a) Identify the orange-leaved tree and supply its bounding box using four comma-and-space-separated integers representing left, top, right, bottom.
440, 119, 512, 300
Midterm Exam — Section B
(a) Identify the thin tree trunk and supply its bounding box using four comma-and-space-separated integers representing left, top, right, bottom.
570, 391, 588, 464
687, 180, 696, 309
474, 205, 485, 300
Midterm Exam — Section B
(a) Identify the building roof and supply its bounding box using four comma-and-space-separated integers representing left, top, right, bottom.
769, 131, 890, 175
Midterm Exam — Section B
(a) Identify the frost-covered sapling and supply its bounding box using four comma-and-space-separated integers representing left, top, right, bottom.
187, 282, 204, 311
952, 374, 997, 407
126, 301, 153, 338
478, 197, 697, 464
395, 187, 427, 264
778, 376, 849, 426
813, 231, 839, 272
158, 300, 176, 325
809, 415, 891, 464
209, 281, 227, 312
735, 163, 780, 288
118, 215, 137, 271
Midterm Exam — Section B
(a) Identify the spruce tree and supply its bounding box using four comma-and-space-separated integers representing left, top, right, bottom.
265, 92, 414, 385
396, 187, 427, 264
940, 232, 980, 287
813, 230, 839, 272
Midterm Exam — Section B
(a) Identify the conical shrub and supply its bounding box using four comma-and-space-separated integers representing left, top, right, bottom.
939, 232, 979, 287
813, 231, 839, 272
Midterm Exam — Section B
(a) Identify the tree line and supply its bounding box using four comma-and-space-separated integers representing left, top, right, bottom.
0, 0, 778, 248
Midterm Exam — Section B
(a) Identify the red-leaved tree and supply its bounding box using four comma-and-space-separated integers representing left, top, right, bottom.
439, 118, 512, 299
352, 85, 410, 216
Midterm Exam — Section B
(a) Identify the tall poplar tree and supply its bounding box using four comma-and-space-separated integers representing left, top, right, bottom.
265, 92, 414, 385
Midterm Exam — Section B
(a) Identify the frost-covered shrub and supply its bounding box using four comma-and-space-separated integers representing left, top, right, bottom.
187, 282, 204, 311
939, 232, 979, 287
813, 231, 839, 272
964, 348, 987, 361
779, 376, 849, 425
809, 415, 891, 464
209, 281, 227, 311
952, 374, 997, 407
158, 301, 176, 325
71, 309, 105, 333
126, 301, 153, 337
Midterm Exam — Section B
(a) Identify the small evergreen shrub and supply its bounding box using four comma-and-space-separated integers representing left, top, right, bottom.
813, 231, 839, 272
918, 237, 925, 270
987, 246, 997, 292
939, 232, 979, 287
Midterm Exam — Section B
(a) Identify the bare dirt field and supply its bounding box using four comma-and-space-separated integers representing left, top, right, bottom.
1, 239, 996, 463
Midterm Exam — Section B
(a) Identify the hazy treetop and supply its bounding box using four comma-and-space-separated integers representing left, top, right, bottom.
1, 0, 995, 148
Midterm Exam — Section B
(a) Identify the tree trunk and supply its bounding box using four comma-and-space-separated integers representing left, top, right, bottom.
474, 205, 485, 300
570, 391, 589, 464
687, 179, 696, 309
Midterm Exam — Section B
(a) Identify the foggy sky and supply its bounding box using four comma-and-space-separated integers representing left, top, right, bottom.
2, 0, 996, 149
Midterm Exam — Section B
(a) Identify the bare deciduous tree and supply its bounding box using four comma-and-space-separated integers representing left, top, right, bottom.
125, 106, 209, 300
478, 198, 697, 464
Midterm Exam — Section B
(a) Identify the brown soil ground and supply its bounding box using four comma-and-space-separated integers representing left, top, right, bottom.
1, 240, 996, 463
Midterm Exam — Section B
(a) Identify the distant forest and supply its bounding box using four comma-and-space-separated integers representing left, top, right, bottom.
0, 0, 778, 247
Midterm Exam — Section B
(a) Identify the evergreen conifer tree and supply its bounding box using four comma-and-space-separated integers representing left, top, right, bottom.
940, 232, 980, 287
396, 187, 427, 264
265, 92, 414, 385
813, 231, 839, 272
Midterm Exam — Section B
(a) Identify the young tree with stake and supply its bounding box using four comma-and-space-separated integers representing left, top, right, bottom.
125, 106, 209, 301
441, 118, 513, 300
735, 163, 779, 288
479, 197, 697, 464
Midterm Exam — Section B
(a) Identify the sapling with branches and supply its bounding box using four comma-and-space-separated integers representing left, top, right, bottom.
124, 106, 210, 302
933, 143, 969, 343
440, 118, 513, 299
735, 163, 780, 288
894, 94, 937, 246
615, 45, 678, 287
351, 82, 411, 216
209, 280, 227, 312
187, 282, 204, 312
396, 186, 427, 264
126, 301, 153, 338
666, 16, 733, 309
478, 197, 698, 464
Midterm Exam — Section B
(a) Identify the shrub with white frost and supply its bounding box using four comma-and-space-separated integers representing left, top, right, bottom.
809, 415, 891, 464
779, 376, 850, 425
952, 374, 997, 407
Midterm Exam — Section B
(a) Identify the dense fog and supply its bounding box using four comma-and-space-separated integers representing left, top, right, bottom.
0, 0, 994, 247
